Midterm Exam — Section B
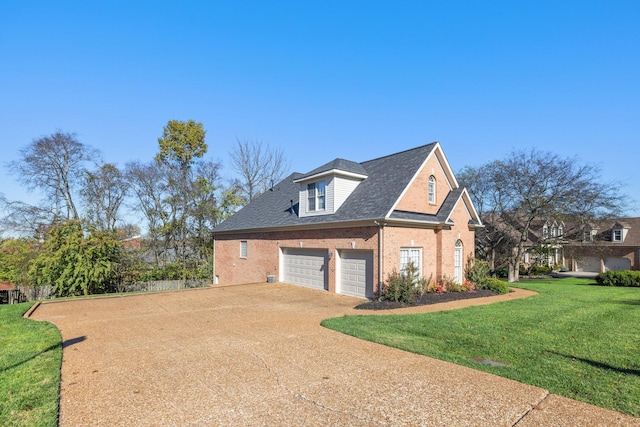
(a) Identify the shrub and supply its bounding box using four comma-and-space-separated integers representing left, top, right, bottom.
380, 264, 419, 304
480, 277, 510, 294
528, 265, 552, 276
519, 265, 528, 276
596, 270, 640, 287
493, 268, 508, 279
465, 257, 490, 287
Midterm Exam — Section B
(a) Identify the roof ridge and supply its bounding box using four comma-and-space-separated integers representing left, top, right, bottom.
361, 141, 438, 165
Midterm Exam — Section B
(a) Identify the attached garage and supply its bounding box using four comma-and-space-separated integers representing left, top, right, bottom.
281, 248, 328, 291
605, 257, 631, 271
577, 256, 601, 273
338, 250, 374, 299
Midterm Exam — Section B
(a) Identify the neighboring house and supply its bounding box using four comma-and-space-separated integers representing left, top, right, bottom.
521, 219, 567, 268
522, 218, 640, 273
120, 235, 142, 250
564, 218, 640, 273
212, 142, 482, 299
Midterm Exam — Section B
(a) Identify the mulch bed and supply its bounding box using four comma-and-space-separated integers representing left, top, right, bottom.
355, 289, 498, 310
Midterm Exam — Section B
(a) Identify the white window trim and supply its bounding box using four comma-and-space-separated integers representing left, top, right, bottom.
428, 176, 436, 204
306, 181, 326, 213
454, 240, 463, 284
400, 247, 422, 277
240, 241, 248, 258
613, 229, 622, 242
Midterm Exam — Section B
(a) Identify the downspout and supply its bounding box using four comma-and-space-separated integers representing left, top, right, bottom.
374, 221, 385, 298
211, 233, 216, 285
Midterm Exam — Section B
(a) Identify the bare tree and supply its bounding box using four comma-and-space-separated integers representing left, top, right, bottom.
125, 160, 172, 265
0, 198, 52, 238
82, 163, 128, 232
230, 139, 290, 203
9, 130, 98, 220
460, 149, 625, 282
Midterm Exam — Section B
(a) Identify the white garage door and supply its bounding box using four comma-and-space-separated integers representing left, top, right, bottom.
339, 251, 374, 299
282, 248, 328, 290
577, 256, 600, 273
605, 257, 631, 271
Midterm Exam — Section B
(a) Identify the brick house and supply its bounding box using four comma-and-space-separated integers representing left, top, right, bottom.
521, 218, 640, 273
213, 142, 482, 299
563, 218, 640, 273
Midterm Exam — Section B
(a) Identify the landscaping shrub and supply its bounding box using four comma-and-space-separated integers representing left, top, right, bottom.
596, 270, 640, 287
380, 264, 419, 304
528, 265, 552, 276
493, 268, 508, 279
479, 277, 510, 294
465, 257, 490, 287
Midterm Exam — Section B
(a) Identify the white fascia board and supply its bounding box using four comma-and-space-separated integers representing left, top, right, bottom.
293, 169, 368, 184
433, 142, 459, 189
386, 142, 452, 218
443, 188, 483, 226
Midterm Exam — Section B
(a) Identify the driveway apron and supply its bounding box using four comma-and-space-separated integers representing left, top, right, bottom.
29, 283, 638, 426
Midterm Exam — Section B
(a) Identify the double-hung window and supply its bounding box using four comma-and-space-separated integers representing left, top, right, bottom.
307, 181, 326, 212
613, 229, 622, 242
240, 241, 248, 258
400, 248, 422, 277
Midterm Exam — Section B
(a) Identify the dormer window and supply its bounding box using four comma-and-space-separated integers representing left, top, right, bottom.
551, 227, 557, 237
613, 229, 622, 242
558, 225, 563, 237
542, 225, 549, 239
583, 228, 597, 242
428, 176, 436, 204
294, 158, 368, 218
307, 181, 326, 212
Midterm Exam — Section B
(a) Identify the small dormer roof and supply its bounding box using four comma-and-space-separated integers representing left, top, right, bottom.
293, 158, 368, 183
613, 221, 631, 229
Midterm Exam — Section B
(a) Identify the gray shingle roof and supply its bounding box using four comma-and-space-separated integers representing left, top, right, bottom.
214, 142, 469, 233
296, 158, 368, 181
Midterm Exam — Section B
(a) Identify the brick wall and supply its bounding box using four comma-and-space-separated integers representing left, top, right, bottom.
214, 226, 380, 293
395, 154, 451, 215
215, 205, 476, 294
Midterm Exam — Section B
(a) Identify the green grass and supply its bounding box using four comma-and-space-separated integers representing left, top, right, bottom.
322, 278, 640, 417
0, 303, 62, 427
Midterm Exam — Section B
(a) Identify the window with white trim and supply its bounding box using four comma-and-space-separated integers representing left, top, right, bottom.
428, 175, 436, 204
613, 229, 622, 242
307, 181, 326, 212
240, 241, 248, 258
454, 240, 463, 284
400, 247, 422, 277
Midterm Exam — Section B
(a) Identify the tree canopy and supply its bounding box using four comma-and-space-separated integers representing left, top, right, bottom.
458, 148, 625, 282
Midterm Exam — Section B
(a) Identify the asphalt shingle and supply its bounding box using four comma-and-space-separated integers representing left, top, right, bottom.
214, 143, 464, 233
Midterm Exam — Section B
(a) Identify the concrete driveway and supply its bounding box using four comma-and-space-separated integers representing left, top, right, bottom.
29, 283, 637, 426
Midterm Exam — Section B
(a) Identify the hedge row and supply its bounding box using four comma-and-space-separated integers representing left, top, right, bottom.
595, 270, 640, 287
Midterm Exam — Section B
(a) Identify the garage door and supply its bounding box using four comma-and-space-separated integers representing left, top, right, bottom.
282, 248, 328, 290
605, 257, 631, 271
577, 256, 600, 273
339, 251, 374, 299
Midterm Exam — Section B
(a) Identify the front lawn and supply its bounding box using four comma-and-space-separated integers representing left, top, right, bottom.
322, 278, 640, 417
0, 303, 62, 426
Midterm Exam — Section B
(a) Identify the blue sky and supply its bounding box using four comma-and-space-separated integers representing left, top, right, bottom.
1, 1, 639, 219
